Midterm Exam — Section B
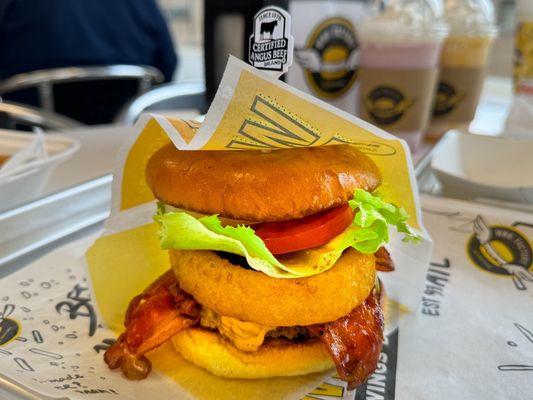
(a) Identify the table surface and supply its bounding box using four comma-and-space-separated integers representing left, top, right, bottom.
42, 125, 133, 196
43, 109, 200, 195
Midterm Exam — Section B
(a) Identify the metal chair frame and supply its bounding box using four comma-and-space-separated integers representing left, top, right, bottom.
0, 65, 164, 112
115, 80, 206, 125
0, 100, 83, 130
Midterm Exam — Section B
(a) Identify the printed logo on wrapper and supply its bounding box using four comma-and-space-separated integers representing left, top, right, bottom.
498, 322, 533, 374
0, 304, 21, 346
295, 17, 359, 99
469, 216, 533, 291
363, 86, 414, 125
304, 328, 398, 400
248, 6, 294, 75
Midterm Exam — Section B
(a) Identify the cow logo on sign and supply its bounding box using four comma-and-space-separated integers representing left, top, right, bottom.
249, 6, 294, 75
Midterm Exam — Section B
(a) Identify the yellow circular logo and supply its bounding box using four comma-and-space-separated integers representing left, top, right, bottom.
433, 81, 464, 117
469, 217, 533, 291
363, 86, 413, 125
296, 18, 358, 99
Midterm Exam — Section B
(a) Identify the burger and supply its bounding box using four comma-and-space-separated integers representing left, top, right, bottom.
104, 143, 418, 389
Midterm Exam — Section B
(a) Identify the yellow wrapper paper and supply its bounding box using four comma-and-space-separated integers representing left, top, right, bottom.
85, 56, 432, 399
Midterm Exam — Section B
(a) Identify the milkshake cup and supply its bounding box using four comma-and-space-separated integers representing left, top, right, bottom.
427, 0, 497, 140
357, 0, 447, 151
514, 0, 533, 93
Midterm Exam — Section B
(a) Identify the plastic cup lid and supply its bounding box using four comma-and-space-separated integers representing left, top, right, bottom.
444, 0, 498, 37
358, 0, 448, 43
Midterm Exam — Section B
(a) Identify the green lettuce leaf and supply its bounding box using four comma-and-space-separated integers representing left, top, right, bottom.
155, 190, 420, 278
349, 189, 420, 246
155, 209, 298, 277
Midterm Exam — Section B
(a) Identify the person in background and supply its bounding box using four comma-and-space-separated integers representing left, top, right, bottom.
0, 0, 178, 124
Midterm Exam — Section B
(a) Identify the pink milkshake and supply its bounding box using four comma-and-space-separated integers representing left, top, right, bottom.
357, 0, 447, 151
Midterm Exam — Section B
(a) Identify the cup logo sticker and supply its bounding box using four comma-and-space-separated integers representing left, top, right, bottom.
363, 86, 413, 125
295, 17, 359, 99
469, 216, 533, 291
433, 81, 464, 117
0, 304, 21, 346
248, 6, 293, 74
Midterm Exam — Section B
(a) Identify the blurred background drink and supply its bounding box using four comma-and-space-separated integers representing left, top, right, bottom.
356, 0, 447, 151
514, 0, 533, 93
356, 0, 447, 152
427, 0, 498, 140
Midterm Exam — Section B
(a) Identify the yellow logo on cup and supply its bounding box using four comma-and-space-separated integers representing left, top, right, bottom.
296, 17, 358, 99
364, 86, 414, 125
433, 81, 464, 117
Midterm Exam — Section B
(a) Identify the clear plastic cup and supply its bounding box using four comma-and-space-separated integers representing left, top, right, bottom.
357, 0, 448, 152
427, 0, 498, 140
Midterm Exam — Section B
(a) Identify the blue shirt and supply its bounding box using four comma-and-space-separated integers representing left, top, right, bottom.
0, 0, 178, 82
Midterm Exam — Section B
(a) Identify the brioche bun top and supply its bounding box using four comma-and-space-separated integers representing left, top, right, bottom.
146, 144, 381, 221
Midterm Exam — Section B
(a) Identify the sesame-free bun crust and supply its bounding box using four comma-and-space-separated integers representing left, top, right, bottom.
146, 144, 381, 221
170, 248, 376, 327
171, 328, 334, 379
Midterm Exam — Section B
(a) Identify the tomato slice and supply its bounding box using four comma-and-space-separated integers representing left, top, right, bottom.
254, 205, 354, 255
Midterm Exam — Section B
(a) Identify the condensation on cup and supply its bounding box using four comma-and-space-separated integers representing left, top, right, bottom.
356, 0, 448, 152
427, 0, 498, 141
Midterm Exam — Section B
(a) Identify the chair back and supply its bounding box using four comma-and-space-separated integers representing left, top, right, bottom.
0, 65, 164, 124
115, 81, 205, 125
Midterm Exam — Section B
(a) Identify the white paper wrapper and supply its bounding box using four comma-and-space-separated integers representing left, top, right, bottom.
395, 195, 533, 400
0, 236, 190, 400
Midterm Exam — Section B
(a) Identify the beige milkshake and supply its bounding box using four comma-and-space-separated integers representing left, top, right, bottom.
427, 0, 497, 140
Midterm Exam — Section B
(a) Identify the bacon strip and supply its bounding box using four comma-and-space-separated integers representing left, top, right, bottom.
309, 290, 384, 390
375, 247, 395, 272
104, 271, 200, 379
104, 270, 384, 390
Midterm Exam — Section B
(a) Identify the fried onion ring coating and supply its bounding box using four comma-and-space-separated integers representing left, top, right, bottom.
171, 248, 376, 326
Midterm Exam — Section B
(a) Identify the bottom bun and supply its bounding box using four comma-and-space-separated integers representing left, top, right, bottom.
171, 327, 334, 379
